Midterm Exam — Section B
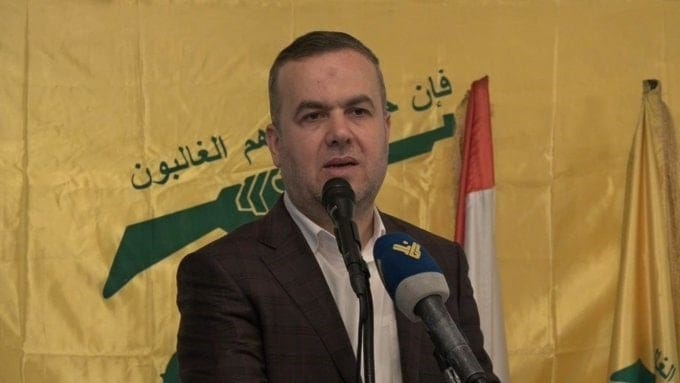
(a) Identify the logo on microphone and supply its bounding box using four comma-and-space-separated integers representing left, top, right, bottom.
392, 240, 422, 260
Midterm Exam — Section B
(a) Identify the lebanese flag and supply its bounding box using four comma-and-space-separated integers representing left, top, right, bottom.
455, 76, 510, 382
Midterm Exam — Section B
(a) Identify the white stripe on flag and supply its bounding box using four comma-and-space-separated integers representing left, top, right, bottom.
465, 188, 510, 382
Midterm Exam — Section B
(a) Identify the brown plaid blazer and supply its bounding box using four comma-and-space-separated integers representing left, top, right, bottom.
177, 198, 499, 383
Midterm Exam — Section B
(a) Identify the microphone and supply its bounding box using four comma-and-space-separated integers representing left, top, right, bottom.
322, 178, 376, 383
321, 177, 369, 296
373, 233, 487, 383
322, 177, 356, 229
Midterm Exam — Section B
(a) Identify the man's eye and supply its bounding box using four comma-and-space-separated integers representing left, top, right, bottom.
302, 112, 324, 121
349, 108, 369, 117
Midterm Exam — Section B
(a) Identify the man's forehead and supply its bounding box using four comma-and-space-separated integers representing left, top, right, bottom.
278, 49, 376, 80
273, 49, 384, 121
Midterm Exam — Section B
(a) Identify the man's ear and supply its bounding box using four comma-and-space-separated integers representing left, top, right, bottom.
384, 112, 391, 137
265, 123, 281, 167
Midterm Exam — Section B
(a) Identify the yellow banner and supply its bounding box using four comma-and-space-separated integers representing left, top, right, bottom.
3, 1, 680, 382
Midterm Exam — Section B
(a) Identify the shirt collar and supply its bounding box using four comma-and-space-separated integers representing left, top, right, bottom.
283, 193, 386, 261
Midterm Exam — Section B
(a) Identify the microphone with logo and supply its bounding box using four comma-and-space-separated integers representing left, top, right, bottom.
373, 232, 488, 383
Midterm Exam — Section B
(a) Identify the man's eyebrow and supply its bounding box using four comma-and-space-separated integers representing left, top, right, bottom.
293, 95, 376, 117
294, 100, 328, 117
342, 95, 375, 109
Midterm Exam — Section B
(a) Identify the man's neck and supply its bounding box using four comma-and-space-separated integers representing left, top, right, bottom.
287, 193, 376, 248
352, 204, 376, 249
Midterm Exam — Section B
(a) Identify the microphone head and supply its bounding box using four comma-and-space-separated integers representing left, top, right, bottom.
322, 178, 355, 222
373, 232, 450, 322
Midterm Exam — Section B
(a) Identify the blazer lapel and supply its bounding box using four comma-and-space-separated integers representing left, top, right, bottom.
395, 311, 425, 383
257, 199, 357, 382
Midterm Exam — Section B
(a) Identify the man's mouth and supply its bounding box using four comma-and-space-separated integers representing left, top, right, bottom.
324, 157, 358, 168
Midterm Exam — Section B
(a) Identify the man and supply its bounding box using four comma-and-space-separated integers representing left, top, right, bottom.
177, 31, 499, 382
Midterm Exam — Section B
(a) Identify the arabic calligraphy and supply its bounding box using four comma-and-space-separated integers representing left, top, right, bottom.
392, 240, 422, 260
244, 129, 267, 164
411, 69, 453, 111
131, 135, 228, 190
656, 348, 677, 381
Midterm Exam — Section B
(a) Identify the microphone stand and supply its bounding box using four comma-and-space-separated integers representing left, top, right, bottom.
332, 220, 375, 383
434, 350, 461, 383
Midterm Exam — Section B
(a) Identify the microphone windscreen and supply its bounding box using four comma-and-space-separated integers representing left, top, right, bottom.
321, 178, 356, 224
373, 232, 450, 322
322, 178, 355, 209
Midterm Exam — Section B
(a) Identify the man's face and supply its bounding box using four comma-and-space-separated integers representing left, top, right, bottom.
266, 49, 390, 218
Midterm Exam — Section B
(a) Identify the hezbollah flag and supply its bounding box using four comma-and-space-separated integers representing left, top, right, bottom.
608, 80, 679, 383
455, 76, 510, 382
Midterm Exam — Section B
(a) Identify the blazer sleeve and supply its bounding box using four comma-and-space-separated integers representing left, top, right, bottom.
176, 251, 267, 383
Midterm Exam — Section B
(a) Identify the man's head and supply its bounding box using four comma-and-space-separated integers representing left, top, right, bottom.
268, 31, 387, 127
265, 31, 391, 230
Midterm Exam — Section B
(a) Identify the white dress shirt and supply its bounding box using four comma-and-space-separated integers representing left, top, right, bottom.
284, 194, 403, 383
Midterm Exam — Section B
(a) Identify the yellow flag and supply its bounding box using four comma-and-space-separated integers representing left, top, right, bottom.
609, 80, 679, 383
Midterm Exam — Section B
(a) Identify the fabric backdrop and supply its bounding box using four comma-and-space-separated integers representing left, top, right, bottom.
2, 1, 679, 382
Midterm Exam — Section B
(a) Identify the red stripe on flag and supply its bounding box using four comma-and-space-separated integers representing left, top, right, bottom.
455, 76, 495, 245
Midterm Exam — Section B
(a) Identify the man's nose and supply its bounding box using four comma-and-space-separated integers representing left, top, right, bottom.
325, 113, 352, 146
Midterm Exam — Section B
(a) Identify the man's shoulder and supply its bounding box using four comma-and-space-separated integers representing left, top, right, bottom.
212, 216, 268, 247
180, 196, 301, 265
380, 211, 461, 251
176, 218, 266, 274
178, 202, 289, 272
190, 197, 292, 256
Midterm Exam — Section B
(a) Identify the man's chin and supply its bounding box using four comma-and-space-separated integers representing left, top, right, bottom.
321, 165, 361, 183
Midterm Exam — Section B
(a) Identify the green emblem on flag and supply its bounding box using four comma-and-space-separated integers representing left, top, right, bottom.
610, 360, 655, 383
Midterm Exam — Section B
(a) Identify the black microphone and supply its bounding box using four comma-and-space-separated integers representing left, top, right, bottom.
322, 178, 376, 383
374, 232, 488, 383
321, 178, 369, 297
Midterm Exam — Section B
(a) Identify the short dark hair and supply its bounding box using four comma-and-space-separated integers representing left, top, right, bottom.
268, 31, 387, 126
